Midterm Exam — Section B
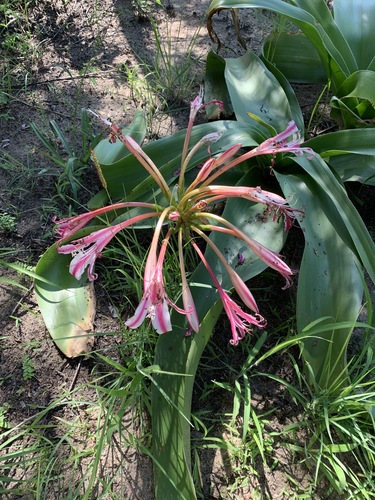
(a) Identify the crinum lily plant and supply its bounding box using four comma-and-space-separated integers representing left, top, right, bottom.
54, 90, 312, 345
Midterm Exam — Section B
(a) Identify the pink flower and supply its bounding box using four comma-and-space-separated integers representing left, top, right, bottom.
222, 294, 267, 346
125, 230, 175, 334
200, 121, 314, 187
57, 212, 158, 280
54, 202, 157, 240
125, 210, 196, 334
192, 241, 266, 345
178, 230, 199, 333
197, 185, 303, 230
226, 266, 259, 313
188, 87, 223, 124
180, 87, 224, 188
187, 144, 242, 191
124, 252, 173, 334
195, 213, 295, 289
192, 225, 260, 314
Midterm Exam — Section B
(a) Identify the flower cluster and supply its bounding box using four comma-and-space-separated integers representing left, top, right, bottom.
54, 92, 313, 344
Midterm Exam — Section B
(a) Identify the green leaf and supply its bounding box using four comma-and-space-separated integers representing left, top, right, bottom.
224, 49, 295, 132
330, 71, 375, 128
262, 32, 327, 84
260, 53, 305, 132
290, 154, 375, 286
152, 299, 222, 500
207, 0, 357, 89
304, 128, 375, 184
34, 229, 99, 358
334, 0, 375, 70
276, 171, 363, 388
204, 50, 234, 119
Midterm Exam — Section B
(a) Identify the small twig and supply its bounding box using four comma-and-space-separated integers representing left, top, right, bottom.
68, 358, 82, 392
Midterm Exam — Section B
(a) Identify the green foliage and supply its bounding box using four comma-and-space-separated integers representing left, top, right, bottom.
207, 0, 375, 128
34, 90, 375, 497
0, 212, 16, 232
21, 354, 36, 381
0, 402, 11, 430
131, 0, 162, 19
31, 109, 101, 209
29, 3, 375, 496
0, 0, 39, 96
203, 28, 375, 391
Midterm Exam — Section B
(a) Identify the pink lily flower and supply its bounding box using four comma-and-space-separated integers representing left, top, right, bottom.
194, 185, 303, 230
125, 209, 195, 334
187, 143, 243, 191
58, 212, 159, 280
192, 226, 259, 314
195, 212, 295, 289
54, 201, 158, 240
255, 121, 313, 156
125, 236, 173, 334
200, 121, 314, 187
125, 227, 187, 334
192, 241, 266, 345
178, 230, 200, 333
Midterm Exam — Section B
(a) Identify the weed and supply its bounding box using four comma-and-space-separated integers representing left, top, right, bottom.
0, 0, 41, 95
0, 403, 11, 430
21, 354, 36, 381
149, 16, 203, 106
131, 0, 163, 19
0, 211, 17, 232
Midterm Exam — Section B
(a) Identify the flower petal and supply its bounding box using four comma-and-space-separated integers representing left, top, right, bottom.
152, 299, 172, 334
125, 295, 150, 330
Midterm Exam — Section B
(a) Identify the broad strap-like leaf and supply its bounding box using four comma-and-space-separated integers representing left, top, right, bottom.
304, 128, 375, 184
224, 49, 296, 132
262, 32, 327, 84
276, 171, 363, 388
204, 50, 234, 119
207, 0, 357, 89
289, 154, 375, 285
334, 0, 375, 70
35, 228, 100, 358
